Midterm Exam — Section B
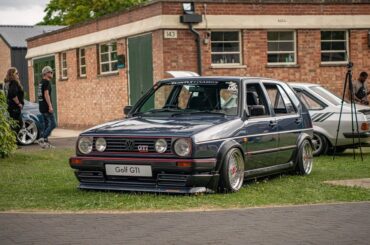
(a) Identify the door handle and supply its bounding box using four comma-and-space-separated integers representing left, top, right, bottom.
295, 118, 303, 124
269, 121, 277, 127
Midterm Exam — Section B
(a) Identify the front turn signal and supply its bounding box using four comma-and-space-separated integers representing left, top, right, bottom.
70, 158, 83, 165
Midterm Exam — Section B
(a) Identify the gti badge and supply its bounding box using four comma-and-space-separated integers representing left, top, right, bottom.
138, 145, 149, 152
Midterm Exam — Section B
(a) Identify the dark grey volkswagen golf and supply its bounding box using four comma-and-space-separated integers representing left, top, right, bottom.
70, 77, 313, 193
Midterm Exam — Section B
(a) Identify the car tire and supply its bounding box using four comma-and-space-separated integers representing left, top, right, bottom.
295, 139, 313, 175
17, 119, 38, 145
312, 132, 328, 156
219, 148, 245, 192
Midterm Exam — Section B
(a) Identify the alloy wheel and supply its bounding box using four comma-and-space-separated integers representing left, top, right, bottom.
17, 120, 38, 145
228, 149, 244, 190
302, 142, 313, 174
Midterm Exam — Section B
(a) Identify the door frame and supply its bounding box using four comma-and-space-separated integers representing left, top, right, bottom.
32, 55, 58, 124
127, 32, 153, 106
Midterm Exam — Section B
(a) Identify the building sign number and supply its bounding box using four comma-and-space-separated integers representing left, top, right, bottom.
164, 30, 178, 39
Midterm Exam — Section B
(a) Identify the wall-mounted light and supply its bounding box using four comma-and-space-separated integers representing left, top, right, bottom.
180, 2, 202, 23
182, 2, 195, 14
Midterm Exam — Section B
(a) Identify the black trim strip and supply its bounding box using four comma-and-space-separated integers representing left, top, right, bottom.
313, 113, 329, 122
311, 113, 322, 120
245, 161, 294, 176
317, 112, 334, 122
246, 145, 296, 156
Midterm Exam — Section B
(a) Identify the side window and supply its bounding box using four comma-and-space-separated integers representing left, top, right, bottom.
246, 83, 269, 117
294, 90, 324, 110
264, 83, 297, 115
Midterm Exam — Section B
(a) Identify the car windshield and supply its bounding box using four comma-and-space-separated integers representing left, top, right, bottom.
310, 86, 346, 106
135, 80, 239, 117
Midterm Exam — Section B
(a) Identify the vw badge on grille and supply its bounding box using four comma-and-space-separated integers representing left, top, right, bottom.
125, 139, 135, 151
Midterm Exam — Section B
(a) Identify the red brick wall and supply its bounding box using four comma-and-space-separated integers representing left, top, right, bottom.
152, 30, 165, 82
54, 38, 128, 128
188, 29, 369, 96
26, 1, 370, 128
0, 38, 11, 83
28, 1, 370, 49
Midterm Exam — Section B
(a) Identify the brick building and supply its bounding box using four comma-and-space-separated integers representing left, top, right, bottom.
0, 25, 63, 96
26, 0, 370, 128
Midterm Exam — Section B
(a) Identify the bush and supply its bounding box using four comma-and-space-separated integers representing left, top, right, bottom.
0, 92, 17, 158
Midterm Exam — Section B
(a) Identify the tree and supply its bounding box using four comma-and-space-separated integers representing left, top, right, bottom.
0, 92, 17, 158
39, 0, 147, 26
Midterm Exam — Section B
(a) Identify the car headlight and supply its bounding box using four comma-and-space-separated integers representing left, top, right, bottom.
78, 137, 93, 154
174, 138, 191, 157
95, 137, 107, 152
155, 139, 167, 153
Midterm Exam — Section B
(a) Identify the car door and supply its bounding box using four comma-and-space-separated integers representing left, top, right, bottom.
263, 82, 301, 164
242, 81, 279, 170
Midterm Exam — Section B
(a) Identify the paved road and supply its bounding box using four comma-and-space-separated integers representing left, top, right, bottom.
18, 137, 77, 152
1, 202, 370, 245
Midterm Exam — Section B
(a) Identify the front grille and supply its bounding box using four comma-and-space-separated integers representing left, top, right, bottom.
93, 137, 172, 153
157, 174, 188, 187
76, 171, 104, 182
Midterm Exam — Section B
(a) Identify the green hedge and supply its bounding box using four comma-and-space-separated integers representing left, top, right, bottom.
0, 92, 17, 158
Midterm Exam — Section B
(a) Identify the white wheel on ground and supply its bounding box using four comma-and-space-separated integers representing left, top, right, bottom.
17, 120, 38, 145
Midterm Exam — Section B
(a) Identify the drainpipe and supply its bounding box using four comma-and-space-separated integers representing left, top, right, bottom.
188, 23, 202, 76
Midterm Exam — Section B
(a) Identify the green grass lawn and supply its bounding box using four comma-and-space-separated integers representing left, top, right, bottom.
0, 148, 369, 212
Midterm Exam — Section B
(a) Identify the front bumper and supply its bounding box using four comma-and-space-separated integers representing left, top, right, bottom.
69, 156, 219, 193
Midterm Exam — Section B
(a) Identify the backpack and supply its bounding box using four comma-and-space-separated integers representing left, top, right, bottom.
355, 85, 366, 100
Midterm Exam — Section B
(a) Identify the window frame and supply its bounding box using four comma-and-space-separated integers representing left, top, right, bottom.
60, 52, 68, 79
245, 82, 271, 118
293, 88, 327, 111
99, 42, 118, 75
263, 83, 298, 115
320, 30, 349, 65
210, 30, 242, 66
267, 30, 297, 65
78, 48, 87, 78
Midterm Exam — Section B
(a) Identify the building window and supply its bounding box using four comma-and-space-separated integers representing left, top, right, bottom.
211, 31, 241, 65
99, 42, 118, 74
321, 30, 348, 63
61, 52, 67, 79
267, 31, 296, 64
79, 48, 86, 77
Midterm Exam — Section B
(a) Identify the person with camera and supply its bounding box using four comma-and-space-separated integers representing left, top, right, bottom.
353, 71, 369, 105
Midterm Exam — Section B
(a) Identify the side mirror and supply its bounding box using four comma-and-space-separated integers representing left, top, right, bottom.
250, 105, 266, 116
123, 105, 132, 116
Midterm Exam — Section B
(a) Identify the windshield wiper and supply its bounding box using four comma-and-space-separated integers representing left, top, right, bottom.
148, 108, 180, 113
131, 111, 144, 117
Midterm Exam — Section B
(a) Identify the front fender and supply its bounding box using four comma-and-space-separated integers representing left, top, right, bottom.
215, 139, 245, 172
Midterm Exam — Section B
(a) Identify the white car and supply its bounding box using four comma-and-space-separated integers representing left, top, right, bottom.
290, 83, 370, 156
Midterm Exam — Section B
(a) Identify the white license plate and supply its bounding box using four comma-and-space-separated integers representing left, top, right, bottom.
105, 164, 152, 177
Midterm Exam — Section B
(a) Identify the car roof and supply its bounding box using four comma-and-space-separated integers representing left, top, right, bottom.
159, 76, 284, 84
289, 82, 321, 87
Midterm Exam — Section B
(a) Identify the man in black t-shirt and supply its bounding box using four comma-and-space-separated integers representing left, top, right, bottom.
37, 66, 56, 148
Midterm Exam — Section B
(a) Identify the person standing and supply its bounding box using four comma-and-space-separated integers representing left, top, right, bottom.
5, 67, 24, 136
37, 66, 56, 148
353, 71, 369, 105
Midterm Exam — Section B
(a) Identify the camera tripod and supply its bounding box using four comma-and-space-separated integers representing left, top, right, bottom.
333, 62, 363, 160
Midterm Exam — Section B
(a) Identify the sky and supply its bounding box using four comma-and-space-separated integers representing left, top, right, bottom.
0, 0, 49, 25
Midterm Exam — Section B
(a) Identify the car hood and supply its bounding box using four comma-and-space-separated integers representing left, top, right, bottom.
22, 100, 40, 116
83, 116, 243, 139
